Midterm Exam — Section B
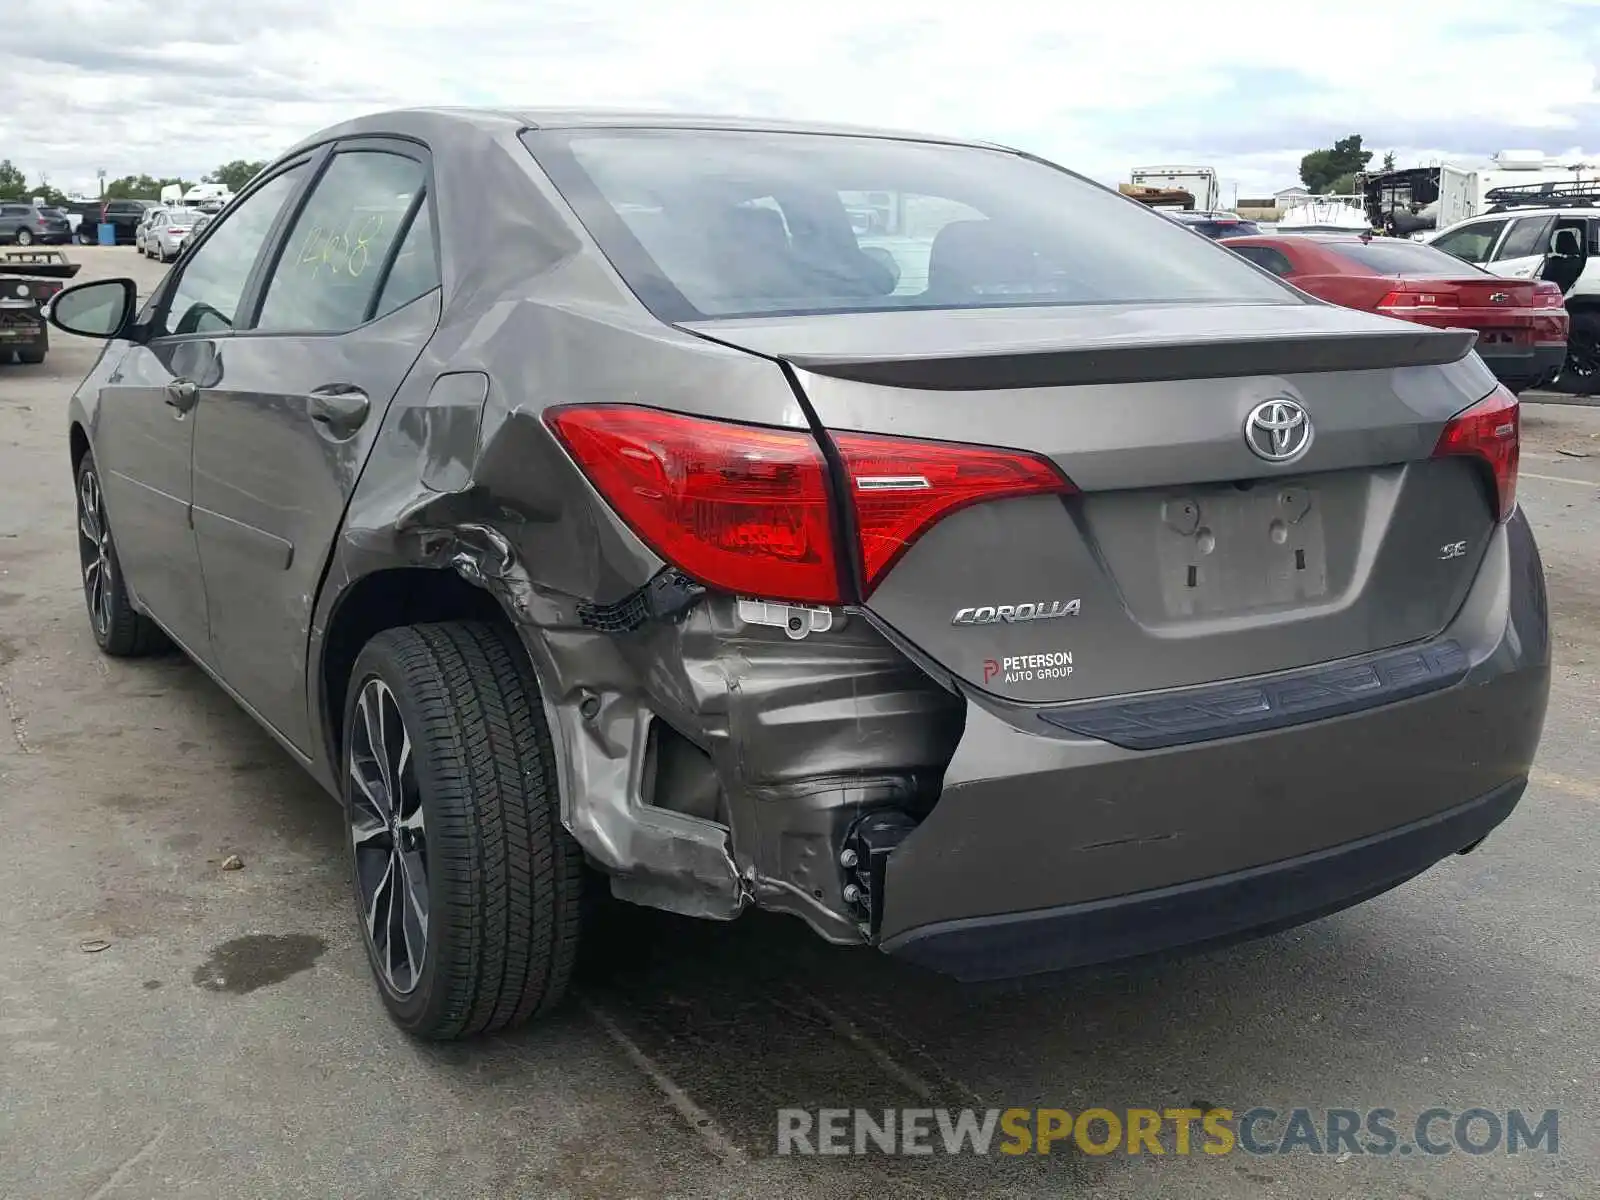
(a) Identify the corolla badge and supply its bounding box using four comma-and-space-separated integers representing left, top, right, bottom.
952, 599, 1081, 625
1244, 398, 1313, 463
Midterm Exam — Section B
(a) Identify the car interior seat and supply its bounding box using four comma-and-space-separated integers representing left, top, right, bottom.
926, 218, 1043, 302
1541, 225, 1588, 295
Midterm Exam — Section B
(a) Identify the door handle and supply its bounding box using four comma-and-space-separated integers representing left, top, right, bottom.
164, 378, 199, 413
307, 384, 371, 436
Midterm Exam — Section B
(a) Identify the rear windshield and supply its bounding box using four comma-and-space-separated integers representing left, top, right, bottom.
525, 129, 1294, 321
1326, 238, 1490, 277
1186, 220, 1261, 239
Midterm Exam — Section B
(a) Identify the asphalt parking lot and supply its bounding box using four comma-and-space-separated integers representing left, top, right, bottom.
2, 246, 1598, 1199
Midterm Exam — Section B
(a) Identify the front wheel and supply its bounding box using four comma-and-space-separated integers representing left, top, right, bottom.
15, 229, 33, 246
75, 453, 167, 656
343, 621, 585, 1040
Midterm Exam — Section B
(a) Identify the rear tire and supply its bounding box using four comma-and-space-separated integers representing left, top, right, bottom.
1553, 311, 1600, 396
17, 346, 44, 365
343, 621, 585, 1040
75, 452, 168, 657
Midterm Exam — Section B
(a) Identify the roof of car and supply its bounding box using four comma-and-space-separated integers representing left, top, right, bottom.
1440, 206, 1600, 227
293, 106, 1009, 152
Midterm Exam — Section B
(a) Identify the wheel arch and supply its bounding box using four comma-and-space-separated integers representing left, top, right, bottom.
69, 421, 90, 475
316, 566, 511, 771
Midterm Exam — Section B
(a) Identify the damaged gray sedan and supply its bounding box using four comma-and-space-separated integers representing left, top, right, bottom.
47, 109, 1549, 1040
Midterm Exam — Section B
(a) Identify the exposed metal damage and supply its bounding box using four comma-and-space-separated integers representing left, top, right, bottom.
393, 468, 965, 944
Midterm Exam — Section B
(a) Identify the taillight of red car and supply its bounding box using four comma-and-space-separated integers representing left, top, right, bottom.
1432, 385, 1519, 523
545, 404, 1075, 604
1532, 281, 1566, 308
1531, 280, 1570, 347
1376, 285, 1460, 314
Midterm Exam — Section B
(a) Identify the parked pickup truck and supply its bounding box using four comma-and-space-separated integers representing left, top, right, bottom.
0, 248, 81, 364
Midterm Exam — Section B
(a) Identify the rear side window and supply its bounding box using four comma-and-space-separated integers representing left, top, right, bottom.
525, 129, 1293, 321
255, 150, 426, 333
1229, 244, 1294, 276
372, 198, 440, 318
1326, 239, 1490, 276
1493, 216, 1555, 261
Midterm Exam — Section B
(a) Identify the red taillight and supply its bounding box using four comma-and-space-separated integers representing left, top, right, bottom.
1533, 282, 1566, 308
546, 405, 842, 604
546, 405, 1077, 604
167, 227, 184, 234
832, 430, 1075, 593
1378, 287, 1460, 313
1432, 386, 1519, 522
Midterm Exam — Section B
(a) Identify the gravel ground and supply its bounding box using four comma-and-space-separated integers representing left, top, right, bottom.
1, 246, 1597, 1199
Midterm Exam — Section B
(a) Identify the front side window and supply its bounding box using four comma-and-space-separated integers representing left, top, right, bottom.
1432, 219, 1507, 264
162, 165, 306, 337
526, 129, 1294, 321
255, 150, 426, 333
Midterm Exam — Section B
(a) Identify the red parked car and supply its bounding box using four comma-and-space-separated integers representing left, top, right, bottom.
1220, 233, 1569, 393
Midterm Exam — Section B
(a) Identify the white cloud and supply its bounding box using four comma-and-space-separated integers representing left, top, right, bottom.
2, 0, 1597, 198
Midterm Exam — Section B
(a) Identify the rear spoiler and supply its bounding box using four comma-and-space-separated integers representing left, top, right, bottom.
782, 326, 1479, 391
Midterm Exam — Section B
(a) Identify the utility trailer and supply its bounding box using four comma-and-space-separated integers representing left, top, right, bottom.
0, 248, 81, 365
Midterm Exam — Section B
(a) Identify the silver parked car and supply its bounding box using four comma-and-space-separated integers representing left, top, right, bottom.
132, 206, 165, 256
44, 109, 1549, 1040
142, 207, 201, 261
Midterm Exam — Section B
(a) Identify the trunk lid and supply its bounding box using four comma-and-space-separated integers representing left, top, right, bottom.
686, 302, 1501, 705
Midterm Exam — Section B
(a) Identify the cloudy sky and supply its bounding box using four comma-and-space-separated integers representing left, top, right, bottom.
3, 0, 1598, 200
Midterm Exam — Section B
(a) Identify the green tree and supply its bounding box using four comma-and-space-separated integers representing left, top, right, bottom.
0, 158, 27, 200
205, 159, 267, 193
1300, 135, 1373, 193
104, 173, 194, 200
1382, 151, 1397, 171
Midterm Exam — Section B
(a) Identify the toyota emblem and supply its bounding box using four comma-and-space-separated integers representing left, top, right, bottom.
1244, 398, 1313, 463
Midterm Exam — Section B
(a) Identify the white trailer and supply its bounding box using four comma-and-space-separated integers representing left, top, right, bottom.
1130, 165, 1219, 212
1431, 151, 1598, 230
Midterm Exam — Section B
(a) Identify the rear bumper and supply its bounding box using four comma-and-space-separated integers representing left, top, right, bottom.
875, 509, 1551, 979
1477, 343, 1566, 390
885, 779, 1524, 981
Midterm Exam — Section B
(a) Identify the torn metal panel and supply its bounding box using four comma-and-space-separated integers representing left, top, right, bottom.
386, 506, 965, 937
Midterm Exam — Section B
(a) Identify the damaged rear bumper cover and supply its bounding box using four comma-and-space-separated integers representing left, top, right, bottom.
450, 496, 1544, 981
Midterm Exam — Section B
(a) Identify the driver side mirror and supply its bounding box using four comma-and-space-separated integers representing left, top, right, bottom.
44, 278, 136, 340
